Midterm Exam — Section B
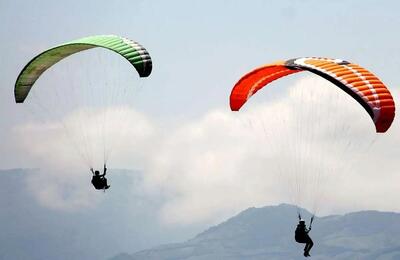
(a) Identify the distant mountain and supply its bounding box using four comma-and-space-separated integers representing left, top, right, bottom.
0, 168, 200, 260
110, 204, 400, 260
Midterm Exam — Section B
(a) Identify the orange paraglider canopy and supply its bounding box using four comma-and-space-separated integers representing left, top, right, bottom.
230, 57, 395, 133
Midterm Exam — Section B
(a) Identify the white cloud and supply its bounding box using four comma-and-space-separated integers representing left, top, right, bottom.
14, 106, 156, 211
142, 108, 284, 225
13, 76, 400, 226
140, 76, 400, 225
25, 167, 101, 212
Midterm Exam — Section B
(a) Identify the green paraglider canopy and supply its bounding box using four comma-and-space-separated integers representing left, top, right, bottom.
15, 35, 152, 103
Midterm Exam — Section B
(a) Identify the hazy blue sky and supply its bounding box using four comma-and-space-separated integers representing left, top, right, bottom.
1, 0, 400, 259
2, 0, 400, 123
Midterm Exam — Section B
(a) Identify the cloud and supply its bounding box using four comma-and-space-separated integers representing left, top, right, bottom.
13, 76, 400, 226
14, 106, 156, 211
142, 108, 283, 224
140, 76, 400, 225
25, 167, 101, 211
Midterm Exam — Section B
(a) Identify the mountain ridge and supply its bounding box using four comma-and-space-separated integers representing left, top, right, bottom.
110, 204, 400, 260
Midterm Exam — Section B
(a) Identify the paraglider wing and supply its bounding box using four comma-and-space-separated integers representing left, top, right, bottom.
15, 35, 152, 103
230, 61, 302, 111
230, 57, 395, 133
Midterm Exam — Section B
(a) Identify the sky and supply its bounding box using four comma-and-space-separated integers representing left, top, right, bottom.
1, 0, 400, 256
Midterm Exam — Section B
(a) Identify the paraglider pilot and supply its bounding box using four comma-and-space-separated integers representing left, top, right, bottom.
295, 218, 314, 257
90, 164, 110, 190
